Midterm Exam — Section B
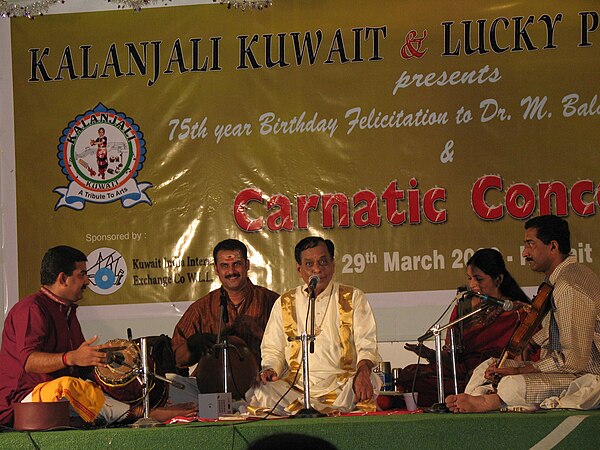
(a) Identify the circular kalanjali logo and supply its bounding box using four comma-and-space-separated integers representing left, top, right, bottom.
54, 103, 152, 210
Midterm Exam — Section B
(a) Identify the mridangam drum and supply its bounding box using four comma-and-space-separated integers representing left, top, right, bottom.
93, 338, 168, 407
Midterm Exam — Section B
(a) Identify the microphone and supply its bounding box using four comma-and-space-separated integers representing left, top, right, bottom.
308, 275, 319, 293
466, 291, 514, 311
417, 286, 467, 342
220, 287, 229, 324
455, 285, 469, 301
417, 330, 433, 343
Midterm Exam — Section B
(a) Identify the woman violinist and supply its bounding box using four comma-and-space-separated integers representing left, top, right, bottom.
396, 248, 531, 406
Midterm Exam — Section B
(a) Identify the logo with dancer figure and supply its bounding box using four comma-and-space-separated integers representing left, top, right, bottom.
54, 103, 152, 210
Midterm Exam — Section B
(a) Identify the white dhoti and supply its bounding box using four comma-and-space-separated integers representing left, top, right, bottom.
246, 371, 381, 415
465, 357, 590, 410
465, 358, 534, 410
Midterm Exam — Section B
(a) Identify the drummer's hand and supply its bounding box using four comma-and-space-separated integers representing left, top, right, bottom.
187, 333, 216, 357
67, 336, 106, 367
257, 368, 278, 385
353, 360, 374, 402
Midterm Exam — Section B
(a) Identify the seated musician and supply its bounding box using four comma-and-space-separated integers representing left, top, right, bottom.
170, 239, 279, 403
245, 236, 381, 415
0, 246, 196, 427
446, 215, 600, 413
397, 248, 530, 406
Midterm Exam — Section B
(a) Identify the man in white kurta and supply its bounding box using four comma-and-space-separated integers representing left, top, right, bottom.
245, 237, 381, 415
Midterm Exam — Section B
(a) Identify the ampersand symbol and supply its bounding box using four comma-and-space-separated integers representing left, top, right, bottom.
400, 30, 428, 59
440, 140, 454, 163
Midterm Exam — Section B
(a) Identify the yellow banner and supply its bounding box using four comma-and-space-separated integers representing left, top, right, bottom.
11, 1, 600, 307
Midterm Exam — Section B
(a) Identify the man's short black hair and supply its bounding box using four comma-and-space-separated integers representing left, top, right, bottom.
213, 239, 248, 262
40, 246, 87, 285
525, 214, 571, 255
294, 237, 335, 264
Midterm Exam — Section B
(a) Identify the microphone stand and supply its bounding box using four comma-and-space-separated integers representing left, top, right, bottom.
449, 328, 459, 396
309, 284, 316, 354
212, 287, 245, 397
131, 337, 165, 428
214, 288, 230, 394
421, 304, 489, 413
290, 284, 325, 418
128, 335, 186, 428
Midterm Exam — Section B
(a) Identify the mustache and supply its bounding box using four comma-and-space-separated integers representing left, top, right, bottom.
225, 273, 241, 279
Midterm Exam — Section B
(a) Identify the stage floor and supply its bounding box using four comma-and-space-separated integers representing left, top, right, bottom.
1, 409, 599, 449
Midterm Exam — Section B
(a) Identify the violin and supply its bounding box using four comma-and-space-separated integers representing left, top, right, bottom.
493, 282, 553, 386
195, 335, 259, 400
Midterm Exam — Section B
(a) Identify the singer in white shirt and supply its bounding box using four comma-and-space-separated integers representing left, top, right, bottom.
245, 237, 381, 416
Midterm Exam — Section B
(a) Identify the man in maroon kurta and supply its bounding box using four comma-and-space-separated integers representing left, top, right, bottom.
0, 245, 196, 427
0, 287, 89, 425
